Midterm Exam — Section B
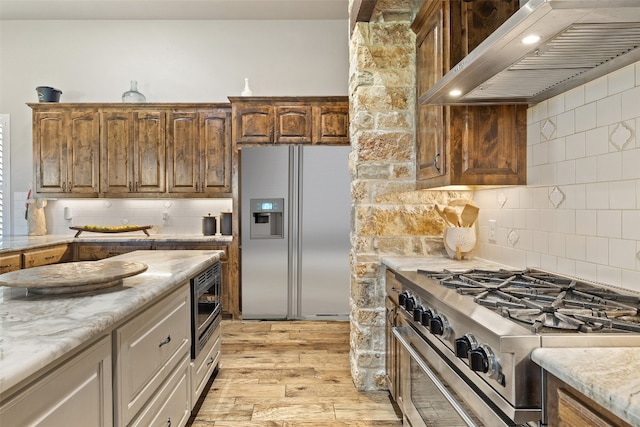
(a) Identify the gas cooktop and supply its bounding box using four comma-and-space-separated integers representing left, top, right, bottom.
418, 268, 640, 334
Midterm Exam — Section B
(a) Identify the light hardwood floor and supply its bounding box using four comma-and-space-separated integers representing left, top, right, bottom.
188, 320, 403, 427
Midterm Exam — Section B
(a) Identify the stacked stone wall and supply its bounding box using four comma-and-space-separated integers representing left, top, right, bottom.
347, 0, 448, 390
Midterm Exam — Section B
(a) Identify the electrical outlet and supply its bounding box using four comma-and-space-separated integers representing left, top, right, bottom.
488, 219, 497, 242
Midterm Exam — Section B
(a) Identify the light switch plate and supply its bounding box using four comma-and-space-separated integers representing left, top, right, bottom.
488, 219, 497, 242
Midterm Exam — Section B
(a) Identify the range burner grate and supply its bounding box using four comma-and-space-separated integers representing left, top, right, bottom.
418, 269, 640, 333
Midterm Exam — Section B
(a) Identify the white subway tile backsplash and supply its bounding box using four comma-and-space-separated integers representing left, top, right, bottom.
585, 126, 609, 157
596, 94, 622, 127
609, 238, 637, 270
596, 152, 623, 182
608, 64, 636, 95
555, 160, 575, 186
532, 141, 548, 166
622, 210, 640, 240
585, 76, 608, 103
585, 182, 609, 208
548, 232, 566, 257
565, 86, 585, 111
610, 181, 637, 210
597, 210, 622, 238
586, 236, 609, 264
565, 132, 586, 160
622, 269, 640, 293
575, 102, 597, 132
621, 86, 640, 121
575, 209, 596, 236
575, 157, 597, 184
596, 265, 622, 287
623, 149, 640, 180
565, 235, 586, 261
556, 111, 574, 137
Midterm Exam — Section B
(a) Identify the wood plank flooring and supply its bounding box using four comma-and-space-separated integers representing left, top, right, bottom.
188, 320, 403, 427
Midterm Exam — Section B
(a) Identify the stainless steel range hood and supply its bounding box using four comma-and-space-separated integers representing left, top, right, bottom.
420, 0, 640, 105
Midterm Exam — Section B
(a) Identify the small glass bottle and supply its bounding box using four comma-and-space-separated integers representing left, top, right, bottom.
122, 80, 146, 102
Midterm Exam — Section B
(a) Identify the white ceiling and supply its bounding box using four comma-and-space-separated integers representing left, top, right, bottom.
0, 0, 349, 20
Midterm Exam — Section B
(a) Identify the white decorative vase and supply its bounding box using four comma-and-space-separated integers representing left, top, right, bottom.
444, 226, 477, 260
241, 78, 253, 96
27, 198, 48, 236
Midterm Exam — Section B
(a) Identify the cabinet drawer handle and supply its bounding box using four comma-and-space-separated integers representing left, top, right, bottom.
206, 357, 215, 367
195, 182, 199, 192
44, 255, 56, 260
62, 182, 66, 192
159, 335, 171, 347
0, 264, 14, 268
433, 152, 441, 173
128, 182, 132, 191
135, 181, 138, 191
166, 417, 172, 427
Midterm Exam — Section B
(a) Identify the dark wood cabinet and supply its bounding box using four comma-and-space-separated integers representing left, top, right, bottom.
231, 97, 349, 145
413, 0, 526, 188
545, 372, 632, 427
32, 108, 100, 196
166, 109, 232, 195
101, 109, 166, 195
29, 103, 231, 198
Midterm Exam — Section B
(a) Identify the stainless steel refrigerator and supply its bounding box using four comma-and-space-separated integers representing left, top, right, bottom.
240, 145, 351, 320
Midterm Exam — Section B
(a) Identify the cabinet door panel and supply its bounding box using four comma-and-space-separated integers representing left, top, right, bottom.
101, 112, 133, 193
451, 105, 526, 185
312, 105, 349, 145
167, 112, 199, 192
34, 112, 66, 193
68, 111, 100, 194
134, 111, 166, 192
235, 105, 273, 144
201, 111, 231, 192
0, 336, 112, 427
276, 106, 311, 143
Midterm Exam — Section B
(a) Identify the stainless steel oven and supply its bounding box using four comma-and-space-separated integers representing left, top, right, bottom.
190, 261, 222, 359
394, 318, 511, 426
389, 267, 640, 427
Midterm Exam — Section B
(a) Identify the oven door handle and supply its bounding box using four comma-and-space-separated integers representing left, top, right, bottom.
393, 327, 481, 427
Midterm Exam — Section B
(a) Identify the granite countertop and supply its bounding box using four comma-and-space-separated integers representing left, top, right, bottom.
0, 234, 233, 253
531, 348, 640, 425
0, 249, 222, 396
381, 255, 515, 272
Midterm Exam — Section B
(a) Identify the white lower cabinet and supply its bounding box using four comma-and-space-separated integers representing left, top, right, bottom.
0, 335, 112, 427
114, 286, 191, 427
191, 323, 221, 408
129, 355, 192, 427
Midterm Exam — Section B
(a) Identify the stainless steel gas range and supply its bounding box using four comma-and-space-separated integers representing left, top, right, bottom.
388, 267, 640, 427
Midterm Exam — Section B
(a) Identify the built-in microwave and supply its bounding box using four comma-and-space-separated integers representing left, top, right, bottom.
190, 262, 222, 359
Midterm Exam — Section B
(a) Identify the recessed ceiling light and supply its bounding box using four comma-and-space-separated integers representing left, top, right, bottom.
522, 34, 541, 45
449, 89, 462, 97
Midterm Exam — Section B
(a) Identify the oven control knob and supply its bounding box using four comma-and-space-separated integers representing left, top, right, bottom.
454, 334, 478, 359
420, 308, 434, 327
469, 347, 489, 373
429, 315, 450, 338
413, 306, 424, 322
469, 344, 502, 383
405, 296, 415, 311
398, 292, 408, 307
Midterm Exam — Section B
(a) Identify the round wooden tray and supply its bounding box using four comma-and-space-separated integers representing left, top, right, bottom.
0, 261, 148, 294
70, 225, 152, 237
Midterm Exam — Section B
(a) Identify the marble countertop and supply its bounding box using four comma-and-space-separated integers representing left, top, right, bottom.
531, 348, 640, 425
0, 234, 232, 253
381, 255, 515, 272
0, 249, 222, 396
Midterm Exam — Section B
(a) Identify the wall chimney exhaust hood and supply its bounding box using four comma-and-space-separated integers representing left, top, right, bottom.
420, 0, 640, 106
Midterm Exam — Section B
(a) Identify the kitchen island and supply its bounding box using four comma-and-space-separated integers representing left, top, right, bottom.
0, 249, 222, 427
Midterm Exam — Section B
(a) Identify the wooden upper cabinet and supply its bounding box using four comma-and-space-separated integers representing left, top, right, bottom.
32, 108, 100, 196
167, 109, 231, 195
29, 103, 230, 198
231, 97, 349, 146
101, 109, 165, 195
313, 104, 349, 144
412, 0, 526, 188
